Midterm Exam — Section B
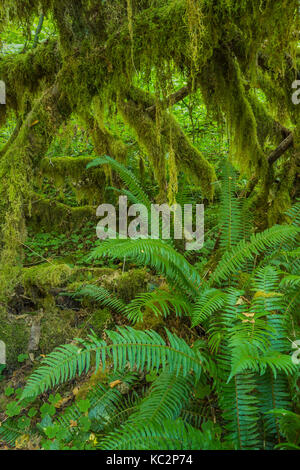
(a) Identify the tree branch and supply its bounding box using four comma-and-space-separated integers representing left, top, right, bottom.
33, 13, 45, 49
145, 85, 192, 116
268, 132, 294, 165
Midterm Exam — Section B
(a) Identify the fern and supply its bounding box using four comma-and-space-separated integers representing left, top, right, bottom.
74, 284, 126, 315
127, 370, 193, 424
219, 162, 243, 251
191, 288, 228, 327
210, 225, 299, 285
269, 409, 300, 449
126, 290, 191, 323
88, 238, 202, 295
87, 156, 152, 209
98, 418, 225, 450
57, 371, 138, 437
21, 327, 205, 400
0, 419, 25, 447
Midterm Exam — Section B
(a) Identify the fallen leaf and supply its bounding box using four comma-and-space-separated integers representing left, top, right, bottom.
109, 380, 122, 389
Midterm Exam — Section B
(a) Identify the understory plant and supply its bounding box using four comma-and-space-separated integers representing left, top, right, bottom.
1, 159, 299, 450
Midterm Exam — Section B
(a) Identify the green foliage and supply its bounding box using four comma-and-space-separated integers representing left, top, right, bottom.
87, 155, 152, 210
7, 158, 297, 450
126, 290, 191, 324
0, 1, 299, 452
20, 327, 205, 400
99, 418, 225, 450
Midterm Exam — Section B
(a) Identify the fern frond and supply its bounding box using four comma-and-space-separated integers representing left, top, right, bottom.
211, 225, 299, 285
88, 238, 202, 294
229, 344, 296, 379
0, 419, 25, 447
74, 284, 126, 315
100, 390, 142, 433
126, 290, 191, 324
180, 402, 209, 429
21, 327, 205, 400
268, 409, 300, 448
280, 274, 300, 288
220, 373, 260, 449
258, 372, 292, 447
98, 418, 224, 450
87, 156, 151, 209
191, 288, 228, 327
219, 162, 243, 252
57, 372, 138, 436
128, 370, 193, 424
286, 199, 300, 227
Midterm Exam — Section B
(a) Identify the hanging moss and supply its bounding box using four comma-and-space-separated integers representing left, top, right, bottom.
118, 87, 216, 199
267, 152, 299, 226
0, 83, 71, 293
28, 192, 97, 233
39, 156, 106, 204
0, 40, 61, 122
86, 101, 128, 162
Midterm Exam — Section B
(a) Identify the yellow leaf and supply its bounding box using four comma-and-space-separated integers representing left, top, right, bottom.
109, 379, 122, 389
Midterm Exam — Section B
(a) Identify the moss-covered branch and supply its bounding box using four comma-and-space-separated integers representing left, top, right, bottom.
0, 40, 61, 124
39, 156, 106, 204
118, 87, 216, 199
0, 84, 71, 301
28, 192, 96, 233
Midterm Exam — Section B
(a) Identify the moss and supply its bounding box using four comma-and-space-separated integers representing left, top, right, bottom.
39, 156, 106, 204
0, 84, 71, 302
73, 368, 110, 400
28, 193, 96, 233
0, 40, 61, 117
267, 153, 299, 226
199, 49, 266, 179
118, 87, 216, 199
89, 99, 128, 162
0, 311, 30, 369
113, 269, 148, 302
90, 308, 114, 335
22, 263, 73, 293
39, 308, 78, 355
134, 308, 165, 331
